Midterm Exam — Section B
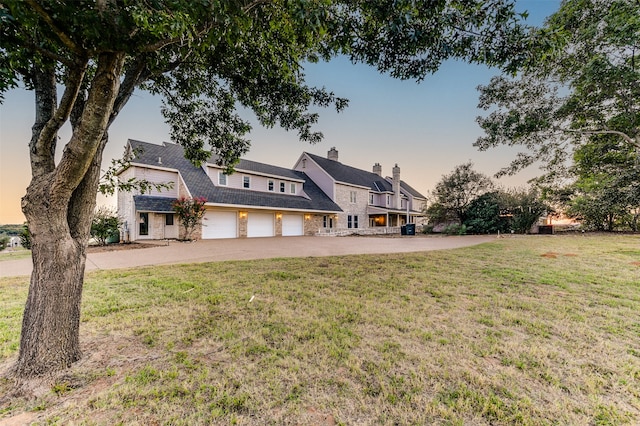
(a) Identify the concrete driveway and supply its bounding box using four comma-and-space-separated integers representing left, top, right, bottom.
0, 235, 495, 278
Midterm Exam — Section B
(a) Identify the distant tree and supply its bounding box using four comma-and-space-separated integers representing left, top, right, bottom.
430, 163, 494, 224
476, 0, 640, 180
0, 235, 9, 251
463, 191, 509, 234
172, 197, 207, 241
501, 187, 548, 234
564, 138, 640, 231
19, 223, 31, 250
0, 0, 532, 378
90, 207, 121, 246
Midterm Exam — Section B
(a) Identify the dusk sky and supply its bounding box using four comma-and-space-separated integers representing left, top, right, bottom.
0, 0, 560, 224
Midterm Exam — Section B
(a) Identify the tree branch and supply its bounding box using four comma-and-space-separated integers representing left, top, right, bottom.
108, 58, 149, 127
52, 52, 125, 201
36, 60, 88, 159
558, 127, 639, 149
24, 0, 84, 56
243, 0, 271, 14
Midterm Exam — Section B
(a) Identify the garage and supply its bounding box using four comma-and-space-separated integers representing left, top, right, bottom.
202, 211, 237, 239
282, 214, 304, 236
247, 212, 274, 238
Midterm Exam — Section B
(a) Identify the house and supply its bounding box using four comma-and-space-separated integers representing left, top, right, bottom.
117, 140, 426, 241
293, 148, 427, 233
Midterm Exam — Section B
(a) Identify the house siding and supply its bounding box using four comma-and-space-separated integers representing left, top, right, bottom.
294, 154, 334, 199
133, 167, 178, 198
208, 165, 301, 195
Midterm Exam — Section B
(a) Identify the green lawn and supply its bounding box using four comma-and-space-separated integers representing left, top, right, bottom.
1, 234, 639, 425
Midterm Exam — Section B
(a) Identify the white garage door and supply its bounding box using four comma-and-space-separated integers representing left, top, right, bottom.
282, 214, 304, 236
202, 211, 237, 239
247, 212, 274, 238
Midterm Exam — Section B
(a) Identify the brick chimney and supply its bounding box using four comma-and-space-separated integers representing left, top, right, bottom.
392, 164, 401, 209
373, 163, 382, 176
327, 147, 339, 161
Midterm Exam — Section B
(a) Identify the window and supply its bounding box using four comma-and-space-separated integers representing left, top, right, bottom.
369, 194, 374, 205
350, 191, 357, 203
218, 172, 227, 185
323, 215, 327, 228
165, 214, 174, 226
347, 215, 352, 228
354, 215, 359, 229
387, 195, 390, 205
290, 183, 296, 194
301, 158, 307, 169
243, 176, 250, 188
268, 180, 274, 191
280, 182, 285, 192
401, 199, 405, 208
323, 215, 333, 229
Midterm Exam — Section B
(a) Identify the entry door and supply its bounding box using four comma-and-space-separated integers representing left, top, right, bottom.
139, 212, 149, 237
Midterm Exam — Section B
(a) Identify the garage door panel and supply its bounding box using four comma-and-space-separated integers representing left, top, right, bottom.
248, 213, 274, 238
282, 214, 303, 236
203, 211, 237, 239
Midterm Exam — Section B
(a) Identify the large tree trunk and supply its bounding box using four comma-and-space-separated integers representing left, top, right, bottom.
12, 53, 125, 378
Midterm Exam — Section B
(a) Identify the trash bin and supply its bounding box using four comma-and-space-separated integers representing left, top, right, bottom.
401, 225, 407, 235
405, 223, 415, 235
538, 225, 554, 235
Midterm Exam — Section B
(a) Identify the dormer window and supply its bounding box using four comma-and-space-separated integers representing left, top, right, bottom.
369, 194, 374, 205
243, 176, 250, 188
290, 183, 296, 194
280, 182, 285, 193
218, 172, 227, 186
268, 180, 274, 191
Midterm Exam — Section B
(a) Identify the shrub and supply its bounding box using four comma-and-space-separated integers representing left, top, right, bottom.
91, 207, 121, 246
172, 197, 207, 240
443, 224, 467, 235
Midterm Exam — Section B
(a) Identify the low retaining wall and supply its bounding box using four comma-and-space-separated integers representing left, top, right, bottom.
316, 227, 402, 237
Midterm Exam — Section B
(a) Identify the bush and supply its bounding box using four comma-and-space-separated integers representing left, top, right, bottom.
172, 197, 207, 240
91, 207, 121, 246
443, 223, 467, 235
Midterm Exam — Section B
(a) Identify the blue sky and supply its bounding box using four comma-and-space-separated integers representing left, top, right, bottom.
0, 0, 560, 224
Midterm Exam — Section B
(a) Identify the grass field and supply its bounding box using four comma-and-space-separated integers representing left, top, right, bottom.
0, 234, 639, 425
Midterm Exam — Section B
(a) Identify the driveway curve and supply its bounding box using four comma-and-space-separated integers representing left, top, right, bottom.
0, 235, 495, 278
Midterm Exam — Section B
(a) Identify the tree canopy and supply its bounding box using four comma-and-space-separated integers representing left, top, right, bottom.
475, 0, 639, 179
0, 0, 533, 378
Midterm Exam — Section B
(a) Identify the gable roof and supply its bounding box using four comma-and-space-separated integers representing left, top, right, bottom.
304, 152, 394, 192
127, 140, 341, 213
304, 152, 426, 198
399, 180, 426, 199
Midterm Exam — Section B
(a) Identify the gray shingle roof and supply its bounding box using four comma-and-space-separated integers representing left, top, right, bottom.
127, 140, 341, 213
400, 180, 426, 199
133, 195, 175, 212
306, 152, 394, 192
305, 152, 429, 198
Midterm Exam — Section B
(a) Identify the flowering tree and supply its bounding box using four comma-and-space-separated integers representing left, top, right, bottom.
172, 197, 207, 241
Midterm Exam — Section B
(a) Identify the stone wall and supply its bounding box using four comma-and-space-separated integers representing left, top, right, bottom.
334, 184, 370, 229
305, 214, 325, 235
